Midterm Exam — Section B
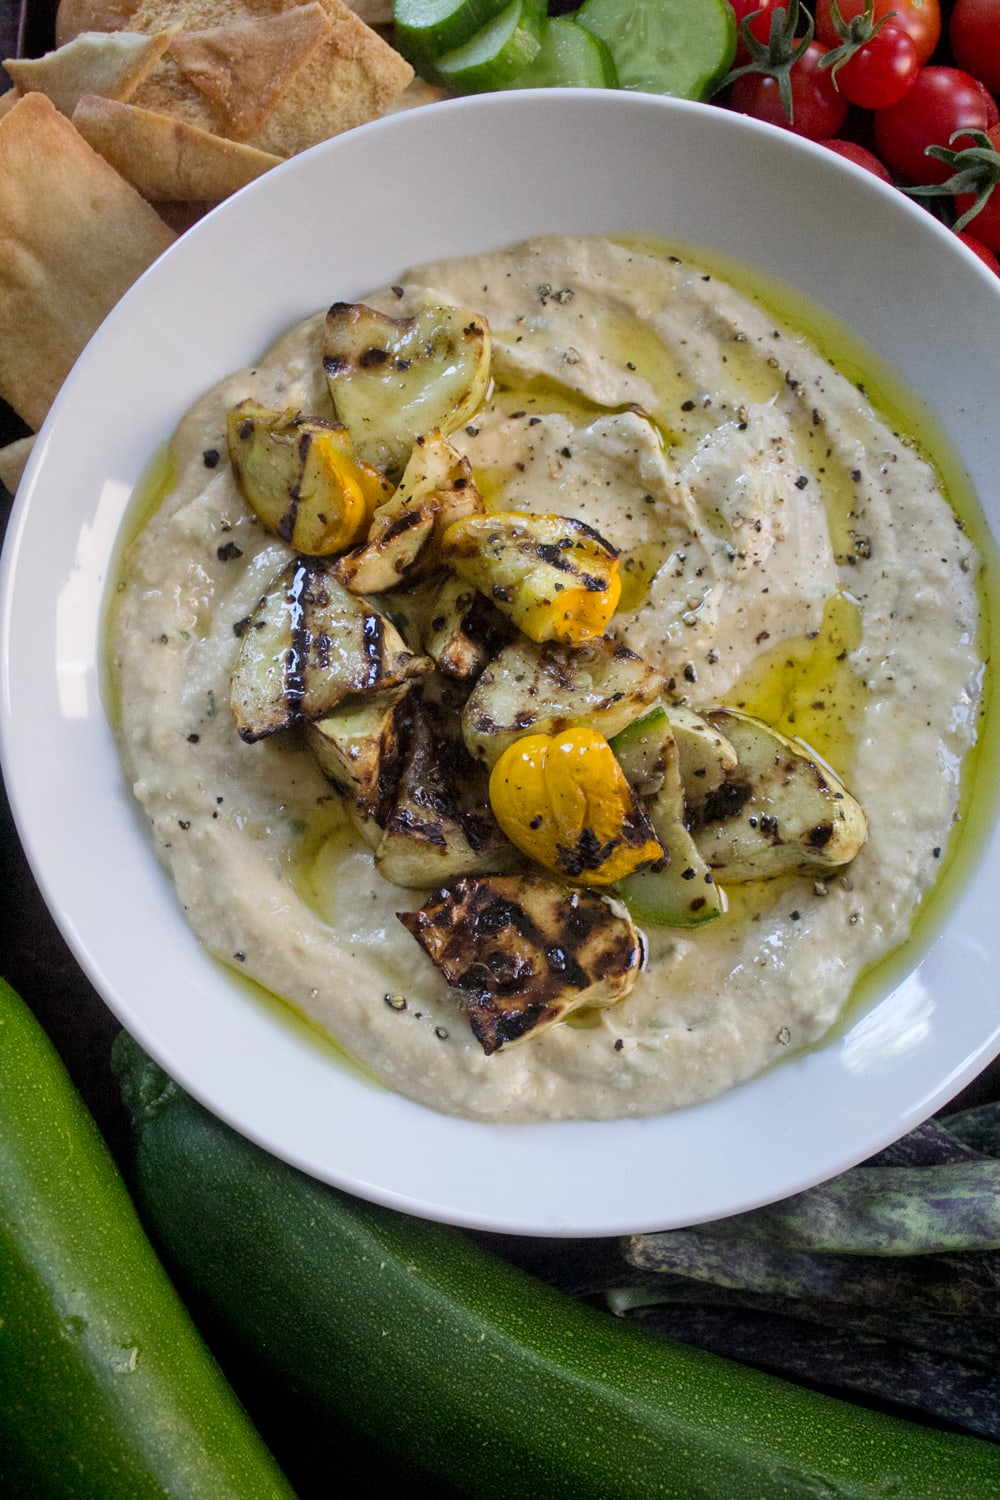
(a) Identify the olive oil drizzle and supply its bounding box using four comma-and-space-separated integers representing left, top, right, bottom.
100, 441, 177, 732
722, 589, 866, 771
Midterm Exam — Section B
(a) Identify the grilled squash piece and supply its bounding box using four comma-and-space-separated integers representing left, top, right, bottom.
334, 429, 484, 594
420, 572, 516, 681
609, 704, 673, 798
399, 874, 643, 1054
375, 706, 519, 888
612, 703, 739, 802
306, 687, 411, 826
666, 704, 739, 798
462, 635, 666, 768
226, 400, 391, 556
488, 727, 662, 886
615, 729, 726, 929
322, 303, 492, 476
440, 510, 620, 645
230, 557, 431, 742
689, 709, 868, 882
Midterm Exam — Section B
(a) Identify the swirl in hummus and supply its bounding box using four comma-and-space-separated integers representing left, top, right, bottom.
110, 234, 985, 1123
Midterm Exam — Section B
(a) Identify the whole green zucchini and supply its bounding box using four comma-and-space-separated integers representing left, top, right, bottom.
113, 1030, 1000, 1500
0, 978, 296, 1500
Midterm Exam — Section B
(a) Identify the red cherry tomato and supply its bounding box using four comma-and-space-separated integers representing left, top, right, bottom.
953, 127, 1000, 251
873, 66, 991, 183
814, 0, 941, 66
816, 137, 894, 183
956, 230, 1000, 274
974, 79, 1000, 130
729, 42, 850, 140
950, 0, 1000, 98
729, 0, 784, 63
829, 24, 919, 111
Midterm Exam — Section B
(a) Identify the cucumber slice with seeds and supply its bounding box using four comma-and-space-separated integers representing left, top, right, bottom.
436, 0, 547, 93
576, 0, 736, 100
509, 15, 618, 89
393, 0, 510, 78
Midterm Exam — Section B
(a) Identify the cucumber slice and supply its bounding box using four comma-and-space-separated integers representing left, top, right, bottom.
392, 0, 511, 78
508, 15, 618, 89
436, 0, 546, 93
576, 0, 736, 100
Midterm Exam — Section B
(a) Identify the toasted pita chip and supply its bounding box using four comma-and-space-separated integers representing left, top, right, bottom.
55, 0, 142, 46
385, 75, 447, 114
345, 0, 392, 21
4, 29, 177, 116
0, 93, 175, 429
72, 93, 281, 200
169, 5, 332, 141
249, 0, 415, 156
126, 0, 412, 157
0, 88, 19, 119
0, 434, 35, 496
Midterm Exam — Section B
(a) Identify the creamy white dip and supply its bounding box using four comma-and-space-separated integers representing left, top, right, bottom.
111, 234, 984, 1122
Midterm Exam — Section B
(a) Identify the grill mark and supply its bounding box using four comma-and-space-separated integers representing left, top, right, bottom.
697, 779, 753, 825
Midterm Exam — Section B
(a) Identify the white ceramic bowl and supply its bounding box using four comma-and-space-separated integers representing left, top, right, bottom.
3, 90, 1000, 1236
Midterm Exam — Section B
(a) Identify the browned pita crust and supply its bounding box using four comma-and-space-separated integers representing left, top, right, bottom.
126, 0, 412, 156
0, 93, 175, 429
4, 29, 178, 116
169, 4, 332, 140
72, 92, 282, 200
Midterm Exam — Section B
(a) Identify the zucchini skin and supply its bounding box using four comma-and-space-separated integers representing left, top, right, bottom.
0, 980, 296, 1500
114, 1032, 1000, 1500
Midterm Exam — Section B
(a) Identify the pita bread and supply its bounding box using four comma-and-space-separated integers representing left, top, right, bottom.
72, 93, 282, 200
169, 4, 332, 140
55, 0, 143, 46
0, 434, 34, 495
127, 0, 413, 157
0, 93, 175, 429
345, 0, 392, 21
4, 29, 178, 117
385, 75, 447, 113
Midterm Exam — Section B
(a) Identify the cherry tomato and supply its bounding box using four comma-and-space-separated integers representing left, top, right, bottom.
950, 0, 1000, 98
816, 137, 894, 182
873, 66, 991, 183
729, 42, 850, 139
729, 0, 784, 63
829, 24, 919, 111
953, 127, 1000, 251
956, 230, 1000, 274
814, 0, 941, 66
974, 79, 1000, 130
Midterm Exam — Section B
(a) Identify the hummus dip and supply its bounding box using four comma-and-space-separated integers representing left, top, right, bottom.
110, 234, 985, 1123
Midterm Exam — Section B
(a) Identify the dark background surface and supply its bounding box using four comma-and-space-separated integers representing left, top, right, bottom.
2, 0, 999, 1492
